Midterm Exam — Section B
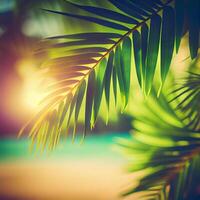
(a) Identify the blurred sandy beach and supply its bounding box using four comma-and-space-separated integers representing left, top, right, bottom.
0, 133, 136, 200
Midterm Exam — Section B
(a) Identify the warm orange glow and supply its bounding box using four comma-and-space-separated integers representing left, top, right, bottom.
17, 60, 45, 111
15, 59, 56, 118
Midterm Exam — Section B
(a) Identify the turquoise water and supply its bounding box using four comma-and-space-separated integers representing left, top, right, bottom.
0, 132, 130, 161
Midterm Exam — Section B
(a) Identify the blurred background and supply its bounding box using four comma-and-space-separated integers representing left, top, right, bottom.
0, 0, 133, 137
0, 1, 134, 199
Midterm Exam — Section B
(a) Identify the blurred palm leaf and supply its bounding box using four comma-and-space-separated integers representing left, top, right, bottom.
171, 72, 200, 131
117, 71, 200, 199
19, 0, 199, 150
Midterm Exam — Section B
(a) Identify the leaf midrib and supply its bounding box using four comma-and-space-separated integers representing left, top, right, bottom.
65, 0, 174, 95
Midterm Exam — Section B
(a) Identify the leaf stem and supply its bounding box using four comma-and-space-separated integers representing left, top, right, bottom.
70, 0, 174, 95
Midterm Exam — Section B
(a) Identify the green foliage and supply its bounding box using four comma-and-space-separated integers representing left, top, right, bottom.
117, 72, 200, 199
171, 72, 200, 131
20, 0, 199, 152
16, 1, 200, 199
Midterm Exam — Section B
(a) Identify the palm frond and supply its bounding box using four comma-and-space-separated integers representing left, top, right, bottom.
116, 77, 200, 199
171, 72, 200, 130
19, 0, 200, 150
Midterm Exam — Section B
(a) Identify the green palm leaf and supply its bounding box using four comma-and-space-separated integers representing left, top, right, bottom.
19, 0, 199, 149
117, 72, 200, 199
171, 72, 200, 131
